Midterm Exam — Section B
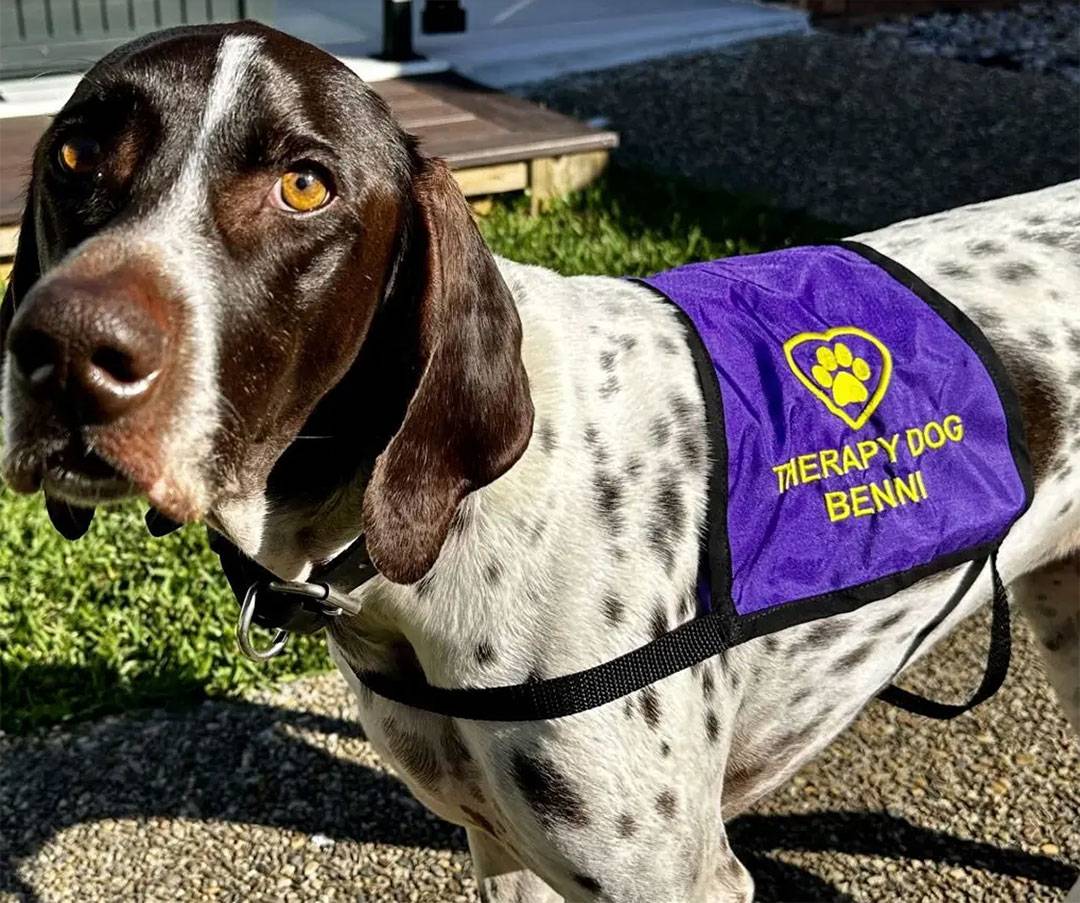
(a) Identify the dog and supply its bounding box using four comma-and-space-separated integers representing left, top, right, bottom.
2, 24, 1077, 902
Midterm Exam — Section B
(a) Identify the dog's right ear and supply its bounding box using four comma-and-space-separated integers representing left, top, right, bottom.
361, 157, 534, 584
1, 182, 93, 540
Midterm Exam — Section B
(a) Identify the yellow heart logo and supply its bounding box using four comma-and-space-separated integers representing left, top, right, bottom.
783, 327, 893, 430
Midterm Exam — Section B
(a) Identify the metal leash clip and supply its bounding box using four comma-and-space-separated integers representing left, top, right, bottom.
237, 580, 354, 662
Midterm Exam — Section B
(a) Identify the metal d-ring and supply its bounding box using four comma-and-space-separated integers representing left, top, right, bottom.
237, 584, 290, 661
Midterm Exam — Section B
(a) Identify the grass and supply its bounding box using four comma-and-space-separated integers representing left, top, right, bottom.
0, 166, 838, 734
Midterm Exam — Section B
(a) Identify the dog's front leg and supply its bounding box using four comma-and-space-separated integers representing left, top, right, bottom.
469, 827, 563, 903
1015, 554, 1080, 736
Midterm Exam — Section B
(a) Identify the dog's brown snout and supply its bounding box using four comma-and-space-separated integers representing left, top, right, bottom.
8, 277, 166, 424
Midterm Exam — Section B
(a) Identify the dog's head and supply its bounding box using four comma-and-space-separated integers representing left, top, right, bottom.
1, 24, 533, 582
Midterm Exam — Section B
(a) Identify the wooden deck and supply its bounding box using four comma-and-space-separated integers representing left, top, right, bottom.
0, 71, 618, 257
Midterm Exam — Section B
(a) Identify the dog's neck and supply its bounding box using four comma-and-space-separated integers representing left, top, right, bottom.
210, 256, 424, 579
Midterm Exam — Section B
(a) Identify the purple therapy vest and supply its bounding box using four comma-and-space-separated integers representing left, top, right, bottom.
642, 242, 1032, 643
220, 243, 1033, 723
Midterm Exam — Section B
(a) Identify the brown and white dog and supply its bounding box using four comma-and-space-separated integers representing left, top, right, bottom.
2, 24, 1078, 902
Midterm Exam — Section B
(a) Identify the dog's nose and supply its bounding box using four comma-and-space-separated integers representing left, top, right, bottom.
7, 278, 166, 424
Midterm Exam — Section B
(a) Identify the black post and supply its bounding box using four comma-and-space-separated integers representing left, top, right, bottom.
382, 0, 415, 61
422, 0, 466, 34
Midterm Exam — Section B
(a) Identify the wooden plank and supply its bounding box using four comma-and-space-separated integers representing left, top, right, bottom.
0, 225, 18, 258
0, 72, 617, 230
452, 161, 528, 197
529, 150, 609, 214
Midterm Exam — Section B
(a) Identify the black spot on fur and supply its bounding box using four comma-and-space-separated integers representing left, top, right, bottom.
967, 239, 1003, 257
537, 420, 557, 455
442, 722, 474, 780
968, 305, 1005, 331
658, 335, 679, 356
1057, 465, 1074, 481
508, 751, 589, 828
573, 874, 603, 896
1059, 500, 1074, 517
525, 667, 544, 684
475, 641, 496, 666
680, 591, 696, 619
618, 334, 637, 352
383, 718, 441, 790
937, 261, 973, 279
584, 423, 600, 447
800, 620, 842, 649
702, 668, 715, 699
762, 635, 779, 654
995, 261, 1038, 283
600, 349, 617, 371
832, 641, 876, 674
639, 687, 661, 729
414, 573, 435, 598
617, 813, 637, 837
661, 742, 671, 757
648, 525, 676, 575
624, 455, 645, 480
485, 562, 503, 586
1029, 330, 1054, 350
603, 592, 625, 625
594, 472, 624, 533
1026, 214, 1048, 226
705, 710, 720, 743
651, 416, 672, 447
790, 687, 812, 707
655, 789, 677, 819
671, 395, 695, 421
1042, 615, 1079, 653
600, 375, 620, 398
1066, 328, 1080, 354
623, 698, 635, 719
1019, 229, 1079, 252
650, 604, 669, 641
680, 430, 705, 471
876, 610, 906, 632
461, 804, 497, 836
647, 473, 687, 574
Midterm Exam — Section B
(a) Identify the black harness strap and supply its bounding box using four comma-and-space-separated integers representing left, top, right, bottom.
877, 552, 1011, 720
206, 521, 1012, 723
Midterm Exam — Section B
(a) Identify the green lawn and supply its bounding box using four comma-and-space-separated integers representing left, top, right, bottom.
0, 167, 837, 734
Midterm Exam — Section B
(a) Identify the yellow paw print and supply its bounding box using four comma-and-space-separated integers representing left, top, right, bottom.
811, 342, 872, 407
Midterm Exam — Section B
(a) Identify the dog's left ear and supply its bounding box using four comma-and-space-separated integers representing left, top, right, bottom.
1, 179, 42, 376
362, 157, 534, 584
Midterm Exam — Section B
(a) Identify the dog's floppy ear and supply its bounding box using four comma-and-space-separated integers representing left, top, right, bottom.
1, 179, 41, 375
2, 180, 95, 540
362, 157, 534, 584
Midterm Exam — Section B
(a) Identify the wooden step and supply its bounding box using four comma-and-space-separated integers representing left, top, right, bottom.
0, 71, 618, 244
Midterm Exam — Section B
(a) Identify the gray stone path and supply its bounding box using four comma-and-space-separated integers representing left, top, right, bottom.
3, 614, 1077, 902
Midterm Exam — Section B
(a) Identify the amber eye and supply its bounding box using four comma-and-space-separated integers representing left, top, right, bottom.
57, 136, 102, 174
278, 169, 331, 212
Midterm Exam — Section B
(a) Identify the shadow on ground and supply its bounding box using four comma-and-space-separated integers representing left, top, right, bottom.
3, 694, 1074, 901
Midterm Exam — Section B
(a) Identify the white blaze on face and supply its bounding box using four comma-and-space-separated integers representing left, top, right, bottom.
142, 34, 263, 514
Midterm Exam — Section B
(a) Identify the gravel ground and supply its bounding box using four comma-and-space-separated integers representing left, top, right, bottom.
859, 1, 1080, 84
3, 613, 1078, 902
524, 33, 1080, 230
4, 29, 1079, 903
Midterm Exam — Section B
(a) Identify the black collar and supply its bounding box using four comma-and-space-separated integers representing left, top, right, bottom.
146, 508, 377, 658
